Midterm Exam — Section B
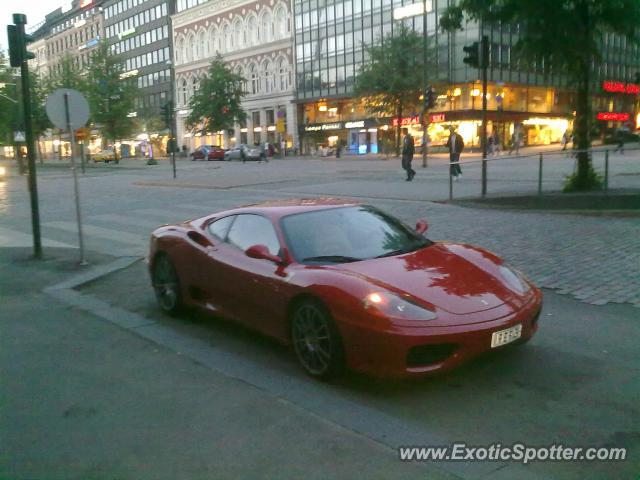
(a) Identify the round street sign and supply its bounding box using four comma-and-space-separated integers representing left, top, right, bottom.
45, 88, 90, 131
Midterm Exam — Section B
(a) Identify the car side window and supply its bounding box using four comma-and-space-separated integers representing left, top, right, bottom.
226, 214, 280, 256
208, 215, 235, 241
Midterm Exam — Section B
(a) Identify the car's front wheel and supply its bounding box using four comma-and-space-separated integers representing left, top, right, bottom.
291, 300, 344, 379
152, 254, 182, 315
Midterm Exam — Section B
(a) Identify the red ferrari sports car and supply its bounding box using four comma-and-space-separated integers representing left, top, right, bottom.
148, 199, 542, 379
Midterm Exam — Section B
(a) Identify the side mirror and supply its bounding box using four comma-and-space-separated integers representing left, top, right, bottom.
245, 244, 283, 264
415, 219, 428, 235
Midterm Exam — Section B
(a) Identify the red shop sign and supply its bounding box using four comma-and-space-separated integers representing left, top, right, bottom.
392, 116, 421, 127
429, 113, 446, 123
596, 112, 630, 121
602, 81, 640, 95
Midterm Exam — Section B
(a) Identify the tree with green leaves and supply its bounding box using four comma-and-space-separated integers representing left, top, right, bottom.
186, 54, 247, 136
0, 51, 17, 148
84, 41, 138, 151
354, 25, 430, 156
440, 0, 640, 191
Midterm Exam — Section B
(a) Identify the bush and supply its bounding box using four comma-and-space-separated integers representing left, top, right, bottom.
563, 167, 603, 192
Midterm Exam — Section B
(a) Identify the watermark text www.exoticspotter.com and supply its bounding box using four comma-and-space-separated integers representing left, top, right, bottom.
398, 443, 627, 465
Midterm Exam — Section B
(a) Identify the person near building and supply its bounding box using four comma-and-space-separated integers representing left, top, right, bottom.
448, 127, 464, 180
401, 128, 416, 181
509, 126, 522, 155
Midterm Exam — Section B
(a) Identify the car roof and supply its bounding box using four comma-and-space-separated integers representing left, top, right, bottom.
204, 198, 363, 221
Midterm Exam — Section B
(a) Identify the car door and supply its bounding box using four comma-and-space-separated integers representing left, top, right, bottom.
213, 214, 290, 338
185, 215, 236, 316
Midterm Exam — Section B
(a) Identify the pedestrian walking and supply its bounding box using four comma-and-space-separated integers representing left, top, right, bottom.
491, 130, 500, 156
401, 128, 416, 181
448, 127, 464, 180
508, 127, 521, 155
561, 130, 570, 151
259, 142, 267, 162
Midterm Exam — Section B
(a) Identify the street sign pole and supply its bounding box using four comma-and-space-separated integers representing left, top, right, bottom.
63, 92, 87, 265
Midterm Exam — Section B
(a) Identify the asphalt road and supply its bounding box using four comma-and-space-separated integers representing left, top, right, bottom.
77, 259, 639, 480
1, 155, 639, 479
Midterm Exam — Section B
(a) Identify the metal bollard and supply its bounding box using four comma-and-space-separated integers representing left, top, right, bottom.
604, 150, 609, 192
449, 164, 453, 201
538, 153, 543, 196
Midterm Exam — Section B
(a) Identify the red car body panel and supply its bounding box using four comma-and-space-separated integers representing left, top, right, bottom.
148, 199, 542, 378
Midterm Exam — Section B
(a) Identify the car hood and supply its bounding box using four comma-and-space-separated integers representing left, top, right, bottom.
330, 242, 522, 315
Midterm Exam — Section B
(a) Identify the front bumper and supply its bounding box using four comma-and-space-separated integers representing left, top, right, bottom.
335, 291, 542, 378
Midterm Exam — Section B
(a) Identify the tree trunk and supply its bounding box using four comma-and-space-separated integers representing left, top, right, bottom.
573, 59, 596, 190
395, 103, 403, 157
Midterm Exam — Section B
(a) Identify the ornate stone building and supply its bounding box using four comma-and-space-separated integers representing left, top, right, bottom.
172, 0, 297, 150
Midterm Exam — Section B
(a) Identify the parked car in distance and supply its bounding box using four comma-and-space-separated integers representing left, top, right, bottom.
148, 199, 542, 379
225, 144, 262, 161
192, 145, 226, 161
92, 148, 118, 163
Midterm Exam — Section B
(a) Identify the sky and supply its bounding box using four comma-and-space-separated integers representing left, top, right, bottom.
1, 0, 69, 52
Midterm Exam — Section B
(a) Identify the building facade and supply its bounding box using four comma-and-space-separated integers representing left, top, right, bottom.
294, 0, 640, 155
29, 0, 106, 77
103, 0, 174, 117
172, 0, 297, 151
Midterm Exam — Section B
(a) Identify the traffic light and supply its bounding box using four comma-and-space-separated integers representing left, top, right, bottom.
7, 17, 35, 68
463, 42, 480, 68
161, 101, 173, 128
425, 86, 436, 110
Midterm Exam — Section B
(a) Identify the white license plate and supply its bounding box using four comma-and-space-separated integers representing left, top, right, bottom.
491, 324, 522, 348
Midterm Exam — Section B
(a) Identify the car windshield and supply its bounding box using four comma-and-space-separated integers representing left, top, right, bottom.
281, 205, 432, 264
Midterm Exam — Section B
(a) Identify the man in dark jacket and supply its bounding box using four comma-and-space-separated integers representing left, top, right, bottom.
448, 127, 464, 180
401, 128, 416, 181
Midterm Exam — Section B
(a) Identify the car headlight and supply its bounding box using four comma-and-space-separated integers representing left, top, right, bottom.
0, 166, 6, 176
498, 264, 531, 294
364, 291, 437, 321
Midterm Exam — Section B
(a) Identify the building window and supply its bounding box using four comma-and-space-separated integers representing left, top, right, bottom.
260, 10, 273, 43
234, 19, 244, 49
277, 57, 289, 91
181, 79, 188, 105
249, 63, 259, 94
246, 15, 258, 46
262, 59, 274, 93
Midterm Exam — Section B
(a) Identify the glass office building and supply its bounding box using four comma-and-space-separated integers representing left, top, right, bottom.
103, 0, 174, 115
294, 0, 640, 154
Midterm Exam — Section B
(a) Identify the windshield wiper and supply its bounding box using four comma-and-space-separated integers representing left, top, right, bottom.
376, 242, 431, 258
302, 255, 363, 263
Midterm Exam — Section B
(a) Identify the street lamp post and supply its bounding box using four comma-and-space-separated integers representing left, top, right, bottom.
166, 60, 177, 179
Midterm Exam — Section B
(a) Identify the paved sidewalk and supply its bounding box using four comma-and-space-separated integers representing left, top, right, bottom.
0, 247, 453, 480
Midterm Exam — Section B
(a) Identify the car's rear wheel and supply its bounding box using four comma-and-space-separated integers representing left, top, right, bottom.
291, 300, 344, 379
152, 254, 182, 315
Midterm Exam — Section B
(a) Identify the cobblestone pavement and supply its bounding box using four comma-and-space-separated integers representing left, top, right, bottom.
371, 201, 640, 309
1, 156, 638, 308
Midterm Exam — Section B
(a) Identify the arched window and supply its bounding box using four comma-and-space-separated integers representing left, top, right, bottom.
249, 63, 259, 94
181, 79, 188, 105
233, 19, 244, 49
175, 37, 184, 64
274, 5, 288, 39
235, 65, 247, 92
277, 57, 289, 91
208, 27, 218, 54
262, 59, 274, 93
223, 23, 232, 52
246, 15, 258, 46
187, 34, 195, 62
260, 10, 273, 43
197, 29, 206, 58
